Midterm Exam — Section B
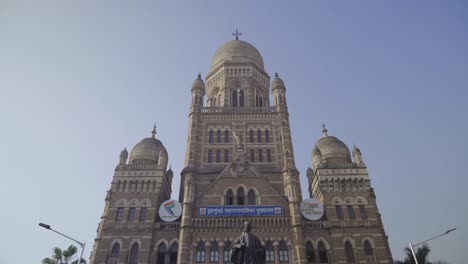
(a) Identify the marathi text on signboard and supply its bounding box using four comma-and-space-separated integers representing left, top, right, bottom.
198, 206, 283, 217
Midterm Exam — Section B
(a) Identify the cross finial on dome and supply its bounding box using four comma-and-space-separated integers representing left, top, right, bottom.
151, 123, 157, 139
232, 28, 242, 40
197, 73, 201, 79
322, 123, 328, 136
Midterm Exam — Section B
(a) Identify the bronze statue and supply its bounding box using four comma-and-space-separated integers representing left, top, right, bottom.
231, 221, 265, 264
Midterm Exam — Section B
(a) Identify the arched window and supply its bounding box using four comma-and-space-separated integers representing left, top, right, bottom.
257, 130, 262, 142
225, 190, 234, 205
217, 130, 221, 143
250, 149, 255, 162
347, 205, 355, 219
128, 243, 139, 264
108, 243, 120, 264
224, 241, 231, 262
249, 130, 254, 143
115, 208, 123, 221
216, 150, 221, 163
265, 241, 275, 262
237, 188, 245, 205
265, 130, 270, 142
279, 241, 289, 262
225, 130, 229, 143
239, 90, 245, 106
208, 150, 212, 163
169, 243, 178, 264
359, 205, 367, 219
156, 243, 167, 264
195, 242, 205, 263
210, 242, 219, 262
317, 241, 328, 263
139, 208, 147, 221
247, 190, 256, 205
364, 241, 373, 256
209, 130, 214, 144
305, 241, 316, 264
258, 149, 263, 162
232, 90, 238, 107
345, 241, 355, 263
336, 205, 344, 220
267, 149, 272, 162
128, 208, 135, 221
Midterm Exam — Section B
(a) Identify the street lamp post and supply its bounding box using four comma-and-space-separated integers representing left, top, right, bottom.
39, 223, 86, 264
409, 228, 456, 264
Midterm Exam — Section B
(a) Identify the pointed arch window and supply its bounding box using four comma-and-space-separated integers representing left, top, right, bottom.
169, 243, 178, 264
347, 205, 355, 220
139, 208, 147, 222
157, 243, 167, 264
237, 188, 245, 205
239, 90, 245, 106
208, 150, 213, 163
109, 243, 120, 264
336, 205, 344, 220
225, 190, 234, 205
265, 130, 270, 142
258, 149, 263, 162
345, 241, 356, 263
225, 130, 229, 143
247, 190, 256, 205
216, 150, 221, 163
318, 241, 328, 263
128, 207, 135, 221
364, 241, 374, 256
359, 205, 367, 219
306, 241, 316, 264
217, 130, 221, 143
232, 90, 238, 107
209, 130, 214, 144
249, 130, 254, 143
210, 241, 219, 262
265, 241, 275, 262
115, 207, 123, 221
279, 241, 289, 262
195, 242, 205, 263
257, 130, 262, 142
128, 243, 139, 264
250, 149, 255, 162
224, 241, 232, 262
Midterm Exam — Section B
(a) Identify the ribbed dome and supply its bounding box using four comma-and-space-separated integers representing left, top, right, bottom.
211, 40, 264, 70
315, 136, 352, 163
192, 73, 205, 90
129, 137, 168, 165
272, 73, 285, 90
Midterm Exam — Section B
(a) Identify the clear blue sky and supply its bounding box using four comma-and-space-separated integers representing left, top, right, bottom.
1, 1, 467, 263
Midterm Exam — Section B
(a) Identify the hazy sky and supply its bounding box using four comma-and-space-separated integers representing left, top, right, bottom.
1, 1, 467, 263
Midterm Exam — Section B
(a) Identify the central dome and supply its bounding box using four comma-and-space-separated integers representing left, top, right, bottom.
315, 136, 352, 164
211, 40, 264, 70
129, 137, 168, 165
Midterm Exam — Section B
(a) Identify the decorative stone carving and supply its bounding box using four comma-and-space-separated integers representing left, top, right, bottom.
231, 154, 250, 176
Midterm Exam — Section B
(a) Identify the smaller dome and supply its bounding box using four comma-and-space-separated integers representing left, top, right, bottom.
129, 137, 168, 165
192, 73, 205, 91
272, 72, 285, 90
120, 147, 128, 157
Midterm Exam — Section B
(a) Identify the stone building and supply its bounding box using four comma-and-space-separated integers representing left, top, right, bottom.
90, 37, 393, 264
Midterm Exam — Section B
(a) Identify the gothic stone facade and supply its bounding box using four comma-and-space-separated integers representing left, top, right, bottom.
90, 39, 393, 264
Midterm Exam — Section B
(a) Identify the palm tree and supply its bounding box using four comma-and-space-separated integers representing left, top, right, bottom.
42, 245, 86, 264
405, 243, 431, 264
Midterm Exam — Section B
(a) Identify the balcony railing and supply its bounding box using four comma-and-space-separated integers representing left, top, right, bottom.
201, 106, 277, 114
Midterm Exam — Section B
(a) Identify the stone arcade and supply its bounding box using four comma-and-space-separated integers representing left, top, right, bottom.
90, 37, 393, 264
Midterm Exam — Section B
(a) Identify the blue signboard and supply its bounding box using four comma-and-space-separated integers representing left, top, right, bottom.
198, 206, 283, 217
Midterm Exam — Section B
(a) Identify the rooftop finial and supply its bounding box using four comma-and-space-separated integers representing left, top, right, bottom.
275, 72, 279, 78
151, 123, 157, 139
197, 73, 201, 79
322, 123, 328, 136
232, 28, 242, 40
